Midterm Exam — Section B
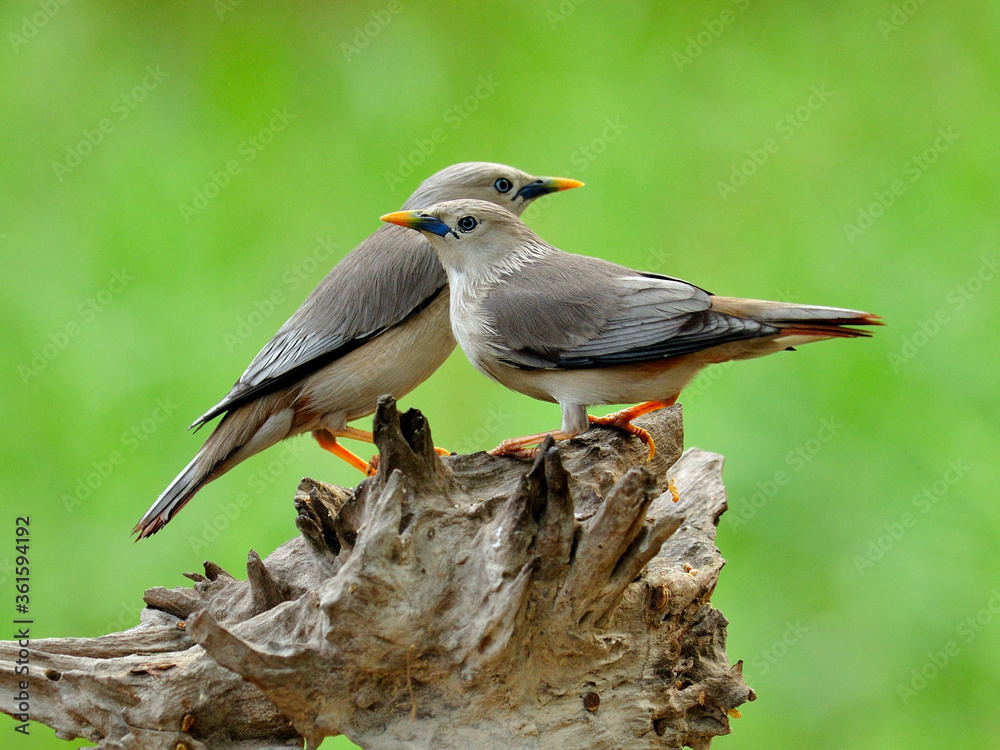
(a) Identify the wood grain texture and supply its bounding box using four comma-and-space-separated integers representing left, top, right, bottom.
1, 397, 753, 749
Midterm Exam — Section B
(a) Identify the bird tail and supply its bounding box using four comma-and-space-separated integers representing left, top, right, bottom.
133, 450, 219, 540
712, 297, 883, 339
134, 397, 293, 540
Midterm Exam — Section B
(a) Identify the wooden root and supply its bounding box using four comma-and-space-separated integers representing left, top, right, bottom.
1, 397, 753, 749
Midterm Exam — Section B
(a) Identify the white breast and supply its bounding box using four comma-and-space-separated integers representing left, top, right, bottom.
447, 271, 506, 382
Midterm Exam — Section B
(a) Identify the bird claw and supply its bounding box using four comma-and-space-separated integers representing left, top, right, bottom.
588, 411, 656, 460
498, 446, 540, 459
488, 439, 533, 458
488, 429, 574, 459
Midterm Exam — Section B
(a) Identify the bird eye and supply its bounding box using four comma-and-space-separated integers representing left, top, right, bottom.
457, 216, 478, 233
493, 178, 513, 194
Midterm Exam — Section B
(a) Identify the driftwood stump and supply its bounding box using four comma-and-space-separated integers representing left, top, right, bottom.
1, 397, 754, 749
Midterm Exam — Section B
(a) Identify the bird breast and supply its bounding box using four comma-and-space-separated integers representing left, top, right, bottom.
446, 271, 505, 379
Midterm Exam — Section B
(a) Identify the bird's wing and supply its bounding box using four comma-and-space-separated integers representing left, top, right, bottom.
192, 225, 446, 428
482, 254, 778, 370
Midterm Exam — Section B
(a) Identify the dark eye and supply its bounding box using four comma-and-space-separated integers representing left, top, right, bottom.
493, 177, 513, 194
457, 216, 478, 233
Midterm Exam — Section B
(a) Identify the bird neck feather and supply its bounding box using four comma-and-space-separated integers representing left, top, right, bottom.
463, 237, 551, 291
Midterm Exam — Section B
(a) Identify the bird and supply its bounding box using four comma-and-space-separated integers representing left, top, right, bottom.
135, 164, 583, 538
380, 199, 882, 458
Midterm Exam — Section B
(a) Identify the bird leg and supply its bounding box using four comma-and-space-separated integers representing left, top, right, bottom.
363, 446, 451, 477
587, 399, 676, 460
335, 426, 451, 459
331, 426, 376, 443
312, 430, 370, 474
317, 426, 451, 476
488, 398, 677, 460
488, 430, 578, 458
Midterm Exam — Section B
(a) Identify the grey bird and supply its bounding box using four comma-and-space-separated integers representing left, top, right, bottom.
381, 199, 882, 457
135, 164, 583, 538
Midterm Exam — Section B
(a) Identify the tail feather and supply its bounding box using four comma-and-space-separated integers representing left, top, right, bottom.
775, 323, 874, 339
134, 452, 218, 540
135, 398, 294, 540
711, 296, 883, 338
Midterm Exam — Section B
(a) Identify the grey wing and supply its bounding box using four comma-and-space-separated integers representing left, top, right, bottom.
485, 254, 778, 371
192, 225, 445, 428
478, 254, 619, 369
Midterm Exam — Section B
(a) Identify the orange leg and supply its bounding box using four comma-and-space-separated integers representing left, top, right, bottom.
313, 430, 369, 474
333, 426, 376, 444
587, 398, 677, 460
317, 427, 452, 476
335, 426, 451, 460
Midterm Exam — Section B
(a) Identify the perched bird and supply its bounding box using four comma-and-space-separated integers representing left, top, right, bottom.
381, 199, 882, 457
135, 164, 583, 538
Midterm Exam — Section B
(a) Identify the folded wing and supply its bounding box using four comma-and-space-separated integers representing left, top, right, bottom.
192, 225, 446, 428
483, 254, 779, 371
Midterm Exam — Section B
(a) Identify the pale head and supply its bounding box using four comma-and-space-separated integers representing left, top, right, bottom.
381, 199, 553, 281
403, 162, 582, 216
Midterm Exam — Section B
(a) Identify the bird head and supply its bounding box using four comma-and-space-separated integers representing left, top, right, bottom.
403, 162, 582, 215
381, 199, 550, 280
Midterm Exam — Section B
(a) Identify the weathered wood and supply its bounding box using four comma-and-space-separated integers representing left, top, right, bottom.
0, 397, 753, 749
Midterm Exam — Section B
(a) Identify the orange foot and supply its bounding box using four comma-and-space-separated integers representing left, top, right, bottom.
488, 430, 576, 459
587, 399, 676, 461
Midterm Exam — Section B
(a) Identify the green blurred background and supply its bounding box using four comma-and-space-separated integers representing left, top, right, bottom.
2, 1, 998, 747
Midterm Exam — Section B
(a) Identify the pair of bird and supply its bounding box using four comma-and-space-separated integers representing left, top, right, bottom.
135, 162, 879, 539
